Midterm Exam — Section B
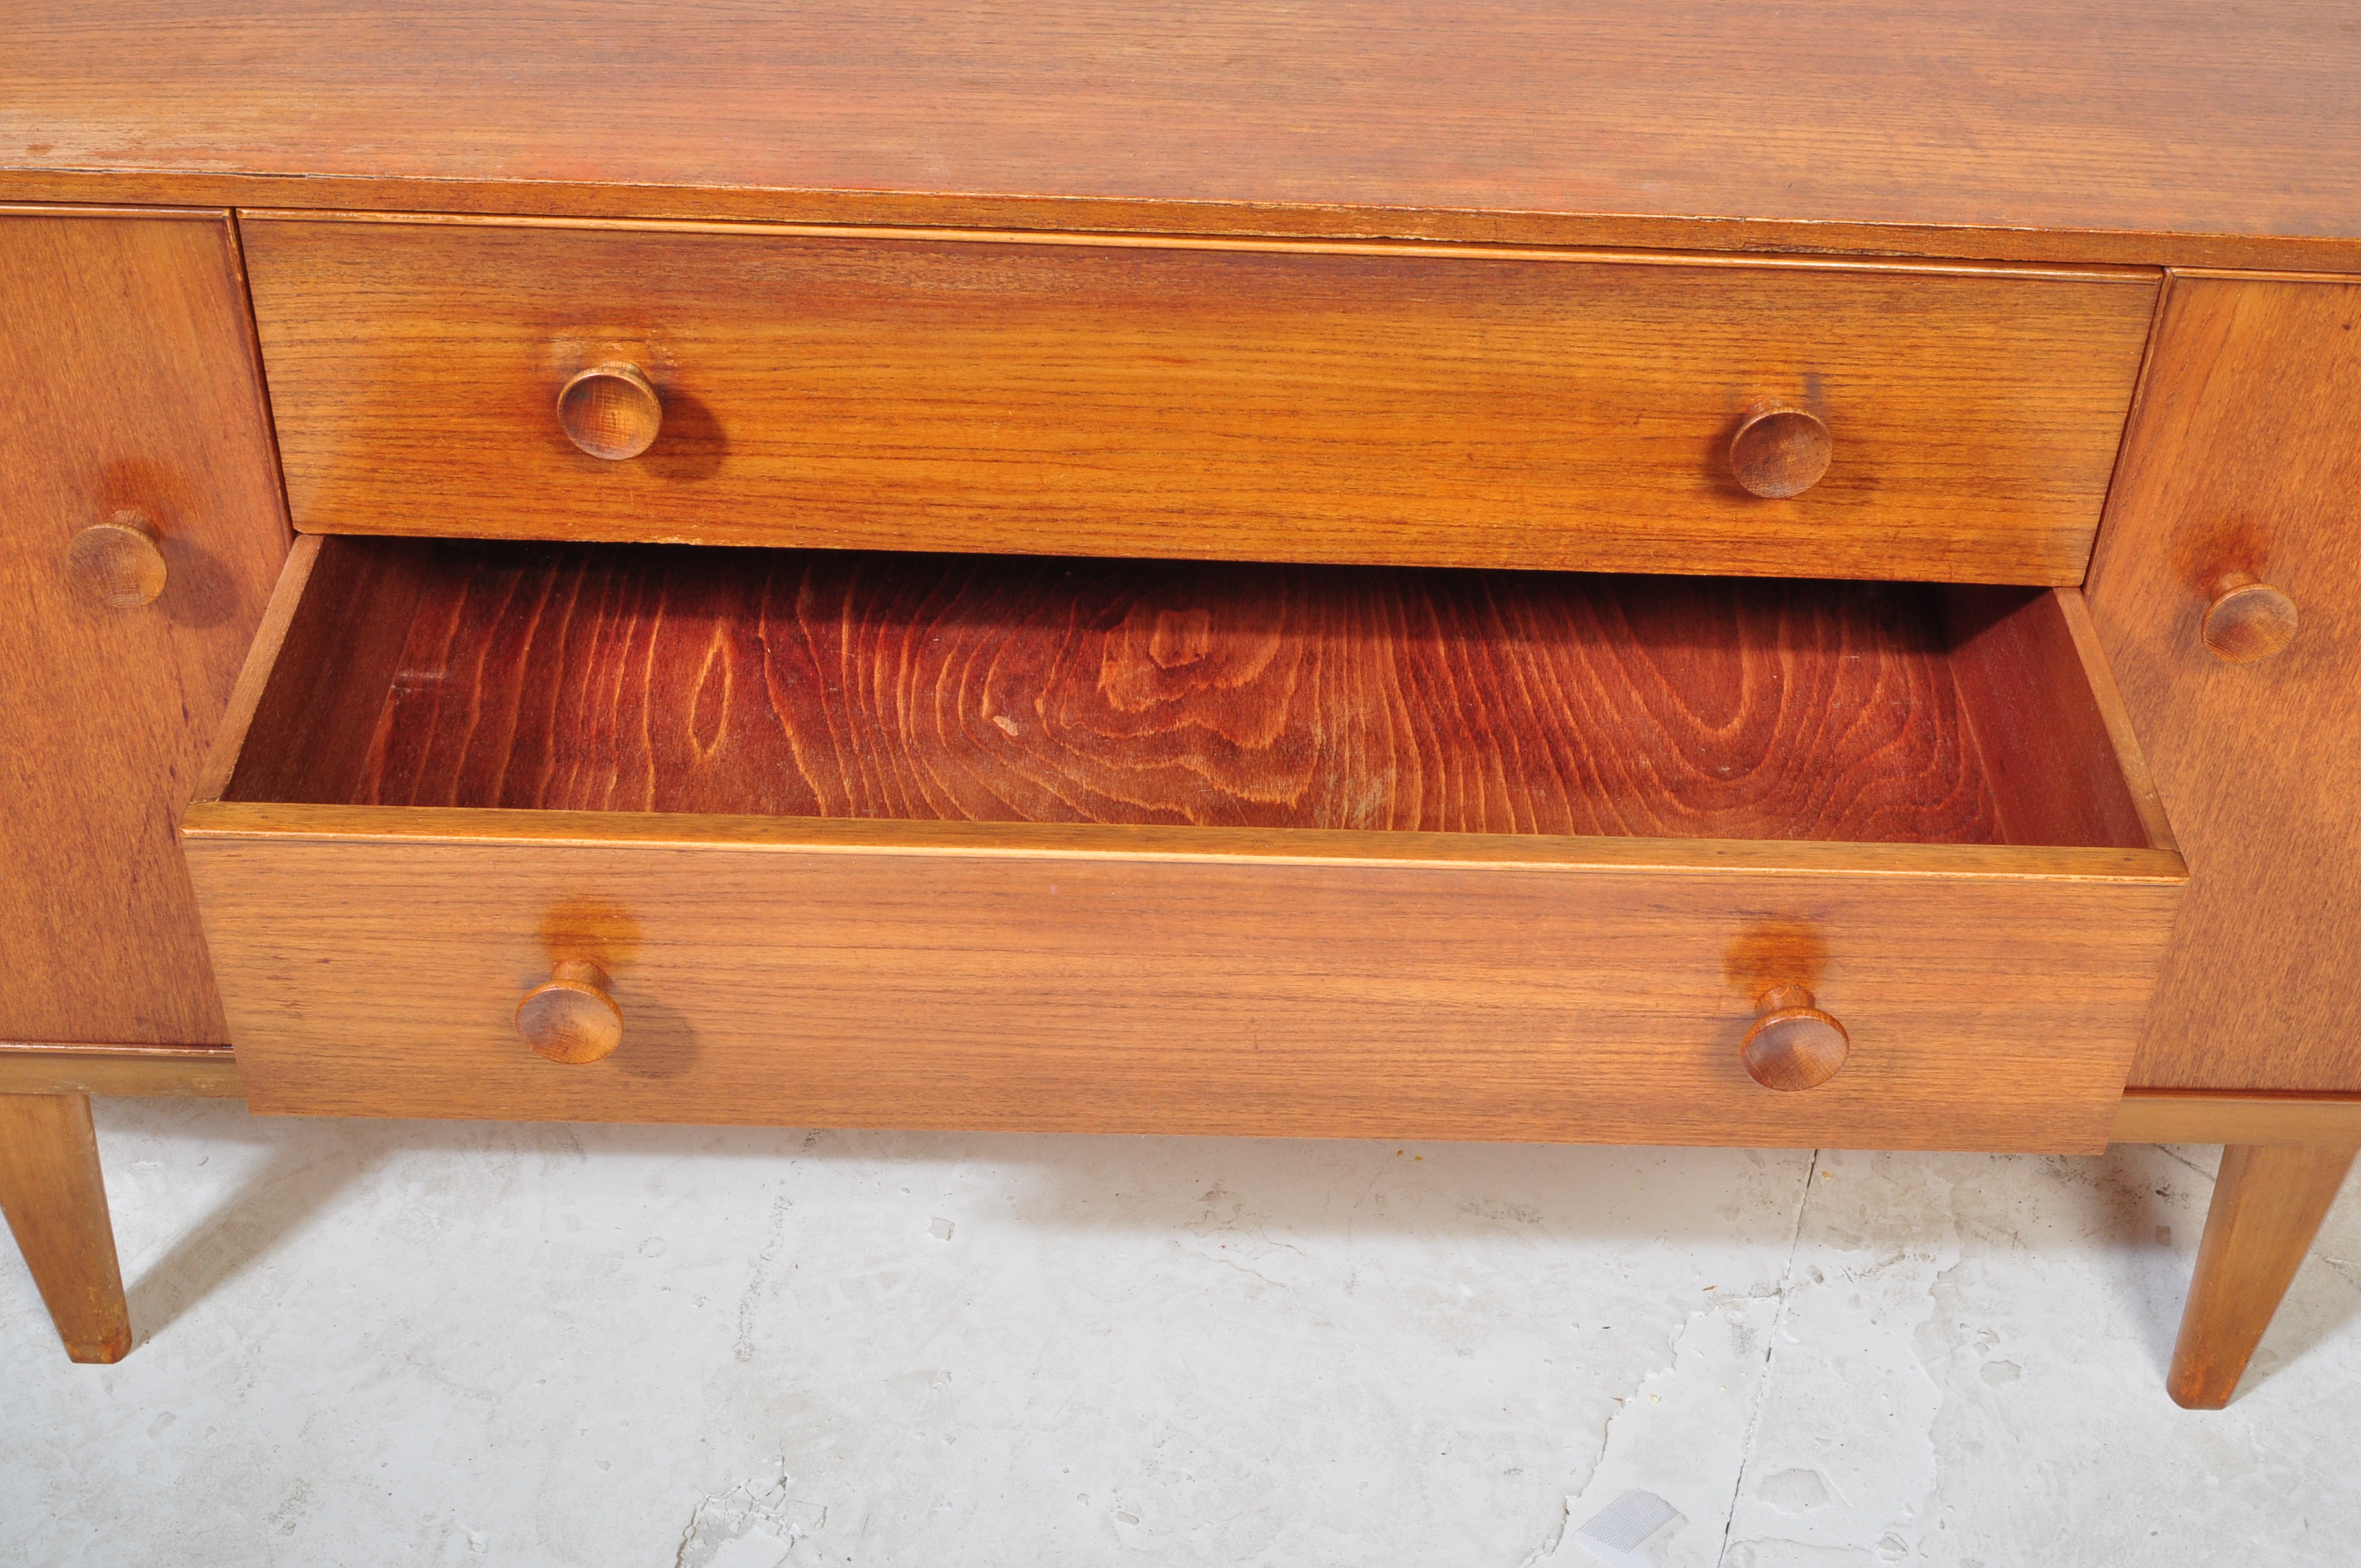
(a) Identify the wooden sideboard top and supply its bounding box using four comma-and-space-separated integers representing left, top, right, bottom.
5, 1, 2360, 271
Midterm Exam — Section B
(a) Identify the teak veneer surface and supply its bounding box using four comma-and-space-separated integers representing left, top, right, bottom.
180, 818, 2182, 1153
2090, 275, 2361, 1092
220, 538, 2152, 851
5, 1, 2361, 269
240, 217, 2155, 585
0, 208, 288, 1045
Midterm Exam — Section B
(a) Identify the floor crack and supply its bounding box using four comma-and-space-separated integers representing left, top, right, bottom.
1517, 1495, 1572, 1567
2318, 1255, 2361, 1293
1714, 1147, 1820, 1568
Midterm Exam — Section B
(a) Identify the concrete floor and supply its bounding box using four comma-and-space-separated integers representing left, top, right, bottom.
4, 1102, 2357, 1566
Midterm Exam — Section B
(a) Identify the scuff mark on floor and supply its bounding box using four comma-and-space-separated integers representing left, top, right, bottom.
733, 1192, 795, 1364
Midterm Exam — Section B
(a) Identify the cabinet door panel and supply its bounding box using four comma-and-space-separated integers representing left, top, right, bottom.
0, 209, 287, 1043
2089, 273, 2361, 1091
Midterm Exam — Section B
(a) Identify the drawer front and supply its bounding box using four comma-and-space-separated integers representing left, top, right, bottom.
184, 815, 2180, 1153
2089, 273, 2361, 1093
0, 208, 289, 1045
243, 217, 2157, 585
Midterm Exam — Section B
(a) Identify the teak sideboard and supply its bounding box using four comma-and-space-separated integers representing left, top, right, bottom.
3, 1, 2357, 1409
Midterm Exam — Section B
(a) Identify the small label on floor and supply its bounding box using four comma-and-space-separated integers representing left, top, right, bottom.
1573, 1489, 1683, 1568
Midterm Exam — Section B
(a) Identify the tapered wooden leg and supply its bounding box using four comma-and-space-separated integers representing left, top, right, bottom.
2167, 1142, 2359, 1409
0, 1093, 131, 1364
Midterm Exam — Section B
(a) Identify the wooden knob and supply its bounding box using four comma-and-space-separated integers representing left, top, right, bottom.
1729, 406, 1832, 498
65, 511, 167, 608
1740, 983, 1849, 1092
515, 960, 624, 1064
557, 361, 662, 460
2200, 572, 2297, 664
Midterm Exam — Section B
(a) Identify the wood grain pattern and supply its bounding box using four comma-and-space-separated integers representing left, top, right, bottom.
5, 1, 2361, 271
2087, 275, 2361, 1092
239, 216, 2158, 584
0, 1094, 131, 1363
0, 1045, 241, 1098
0, 208, 289, 1046
2166, 1143, 2360, 1408
181, 535, 2184, 1151
219, 537, 2157, 851
180, 809, 2183, 1151
2114, 1091, 2361, 1148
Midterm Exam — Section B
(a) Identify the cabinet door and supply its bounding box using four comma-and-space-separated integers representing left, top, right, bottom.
2087, 273, 2361, 1092
0, 210, 288, 1044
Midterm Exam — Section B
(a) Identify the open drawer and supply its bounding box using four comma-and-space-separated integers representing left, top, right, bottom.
181, 536, 2186, 1153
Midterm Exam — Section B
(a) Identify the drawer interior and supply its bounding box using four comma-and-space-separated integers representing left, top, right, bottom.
217, 537, 2158, 852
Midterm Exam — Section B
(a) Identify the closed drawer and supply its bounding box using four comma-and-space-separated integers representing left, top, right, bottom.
183, 535, 2184, 1152
242, 217, 2156, 585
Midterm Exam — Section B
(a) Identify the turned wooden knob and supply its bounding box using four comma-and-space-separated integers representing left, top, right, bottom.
1729, 406, 1832, 498
515, 960, 624, 1063
1740, 983, 1849, 1092
557, 361, 662, 460
65, 511, 167, 608
2200, 572, 2297, 664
